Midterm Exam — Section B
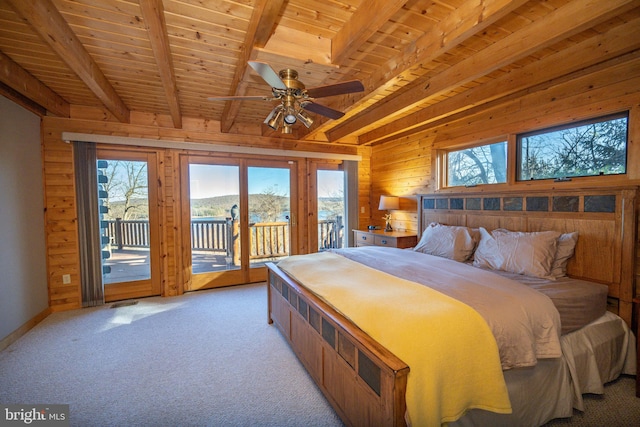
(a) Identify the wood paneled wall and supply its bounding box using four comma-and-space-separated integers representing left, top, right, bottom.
42, 126, 80, 311
368, 132, 433, 231
356, 146, 372, 230
368, 67, 640, 299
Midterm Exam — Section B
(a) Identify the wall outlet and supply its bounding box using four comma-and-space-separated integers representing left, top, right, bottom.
361, 206, 365, 213
62, 274, 71, 284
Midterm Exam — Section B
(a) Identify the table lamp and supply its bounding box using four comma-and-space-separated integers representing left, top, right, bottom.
378, 195, 399, 232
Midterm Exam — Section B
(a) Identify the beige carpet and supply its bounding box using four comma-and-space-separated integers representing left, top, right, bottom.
0, 283, 342, 426
1, 282, 638, 426
542, 375, 639, 426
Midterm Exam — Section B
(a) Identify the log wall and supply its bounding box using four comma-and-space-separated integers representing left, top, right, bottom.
368, 63, 640, 301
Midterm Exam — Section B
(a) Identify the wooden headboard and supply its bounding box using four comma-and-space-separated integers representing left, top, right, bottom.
417, 186, 638, 326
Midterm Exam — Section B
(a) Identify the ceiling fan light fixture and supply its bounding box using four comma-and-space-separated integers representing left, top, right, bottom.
209, 61, 364, 132
282, 124, 293, 134
283, 110, 297, 125
297, 110, 313, 128
265, 106, 283, 130
282, 97, 297, 125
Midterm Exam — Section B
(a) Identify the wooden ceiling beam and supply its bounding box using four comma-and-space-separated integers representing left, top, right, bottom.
253, 0, 285, 49
326, 0, 637, 142
0, 50, 69, 117
307, 0, 527, 141
0, 81, 47, 117
369, 50, 640, 147
139, 0, 182, 129
331, 0, 407, 65
7, 0, 130, 123
432, 62, 640, 149
299, 0, 407, 138
220, 0, 286, 133
359, 17, 640, 145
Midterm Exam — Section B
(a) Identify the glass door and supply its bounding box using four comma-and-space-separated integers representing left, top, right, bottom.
183, 157, 296, 289
184, 159, 243, 290
97, 149, 161, 301
189, 163, 241, 274
317, 169, 346, 250
247, 164, 293, 281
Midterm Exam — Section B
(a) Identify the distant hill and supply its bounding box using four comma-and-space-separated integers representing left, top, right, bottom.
190, 195, 240, 218
105, 194, 342, 221
107, 194, 296, 220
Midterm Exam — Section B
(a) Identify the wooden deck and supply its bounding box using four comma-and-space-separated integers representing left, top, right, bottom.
103, 248, 278, 283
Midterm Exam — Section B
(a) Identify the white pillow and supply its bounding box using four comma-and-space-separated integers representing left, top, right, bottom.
473, 228, 560, 278
548, 232, 579, 279
413, 223, 477, 262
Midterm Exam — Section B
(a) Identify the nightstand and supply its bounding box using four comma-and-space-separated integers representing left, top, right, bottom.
353, 229, 417, 249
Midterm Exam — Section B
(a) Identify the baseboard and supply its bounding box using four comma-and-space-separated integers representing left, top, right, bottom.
0, 307, 51, 352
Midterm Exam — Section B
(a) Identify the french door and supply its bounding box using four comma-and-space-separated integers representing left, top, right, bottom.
309, 161, 347, 251
97, 149, 161, 302
182, 155, 296, 290
316, 168, 346, 250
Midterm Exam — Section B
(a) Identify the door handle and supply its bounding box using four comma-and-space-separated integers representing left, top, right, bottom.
286, 214, 296, 226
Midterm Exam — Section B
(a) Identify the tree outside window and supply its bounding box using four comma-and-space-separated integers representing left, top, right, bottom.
518, 113, 627, 181
102, 160, 148, 220
447, 141, 507, 187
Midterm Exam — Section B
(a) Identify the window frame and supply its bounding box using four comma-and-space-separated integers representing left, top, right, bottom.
440, 138, 509, 189
436, 111, 630, 191
515, 111, 629, 182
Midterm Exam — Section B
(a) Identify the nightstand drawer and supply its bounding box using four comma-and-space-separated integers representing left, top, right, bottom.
353, 230, 417, 249
354, 230, 375, 246
374, 235, 397, 247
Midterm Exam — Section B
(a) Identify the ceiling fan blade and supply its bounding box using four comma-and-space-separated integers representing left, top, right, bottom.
248, 61, 287, 90
301, 101, 345, 120
305, 80, 364, 98
207, 95, 272, 101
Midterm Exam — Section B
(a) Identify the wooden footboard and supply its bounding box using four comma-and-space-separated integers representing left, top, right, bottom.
266, 262, 409, 427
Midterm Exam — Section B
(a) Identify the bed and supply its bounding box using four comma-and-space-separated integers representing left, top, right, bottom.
266, 187, 638, 426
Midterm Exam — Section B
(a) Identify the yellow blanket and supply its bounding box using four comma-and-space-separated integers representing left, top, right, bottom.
278, 252, 511, 426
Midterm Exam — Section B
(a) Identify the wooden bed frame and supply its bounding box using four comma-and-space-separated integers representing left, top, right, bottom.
267, 262, 409, 426
266, 186, 637, 427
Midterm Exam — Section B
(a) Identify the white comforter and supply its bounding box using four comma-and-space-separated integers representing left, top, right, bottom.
333, 246, 562, 369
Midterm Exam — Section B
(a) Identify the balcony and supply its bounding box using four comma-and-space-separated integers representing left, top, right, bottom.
102, 217, 343, 282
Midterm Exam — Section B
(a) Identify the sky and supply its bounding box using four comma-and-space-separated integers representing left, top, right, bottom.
100, 161, 344, 202
189, 164, 343, 199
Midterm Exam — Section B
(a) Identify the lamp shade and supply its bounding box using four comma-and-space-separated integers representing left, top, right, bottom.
378, 195, 399, 210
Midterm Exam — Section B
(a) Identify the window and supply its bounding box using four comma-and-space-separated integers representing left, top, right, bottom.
517, 113, 628, 181
446, 141, 507, 187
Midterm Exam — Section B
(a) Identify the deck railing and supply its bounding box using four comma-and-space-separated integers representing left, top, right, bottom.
190, 218, 231, 253
103, 217, 343, 258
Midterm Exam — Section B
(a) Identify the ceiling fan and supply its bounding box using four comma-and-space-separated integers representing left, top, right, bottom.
208, 61, 365, 134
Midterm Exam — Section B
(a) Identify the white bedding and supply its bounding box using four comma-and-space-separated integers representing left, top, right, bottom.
332, 246, 562, 369
482, 267, 609, 334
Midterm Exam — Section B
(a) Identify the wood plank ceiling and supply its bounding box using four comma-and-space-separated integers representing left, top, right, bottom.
0, 0, 639, 146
